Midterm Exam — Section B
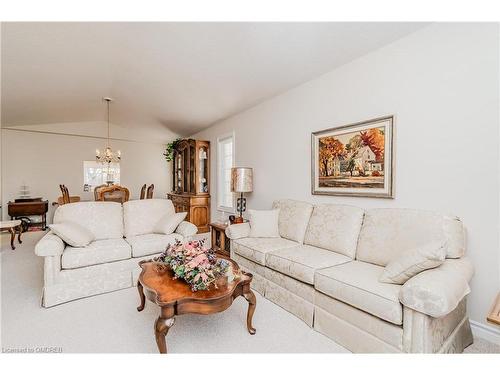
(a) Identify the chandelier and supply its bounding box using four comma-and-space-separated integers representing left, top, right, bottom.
96, 97, 121, 164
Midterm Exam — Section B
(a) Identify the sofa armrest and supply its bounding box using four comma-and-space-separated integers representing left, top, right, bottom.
175, 221, 198, 237
399, 257, 474, 318
225, 223, 251, 240
35, 231, 65, 257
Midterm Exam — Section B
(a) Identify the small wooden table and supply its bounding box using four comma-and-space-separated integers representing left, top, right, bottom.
137, 257, 256, 353
0, 220, 23, 250
8, 198, 49, 230
487, 293, 500, 326
210, 222, 230, 256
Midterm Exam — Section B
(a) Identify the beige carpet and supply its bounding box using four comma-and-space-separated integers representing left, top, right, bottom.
1, 232, 498, 353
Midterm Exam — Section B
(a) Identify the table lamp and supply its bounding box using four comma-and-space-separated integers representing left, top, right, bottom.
231, 167, 253, 224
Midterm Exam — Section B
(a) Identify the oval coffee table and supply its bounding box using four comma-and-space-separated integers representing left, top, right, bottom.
136, 257, 256, 353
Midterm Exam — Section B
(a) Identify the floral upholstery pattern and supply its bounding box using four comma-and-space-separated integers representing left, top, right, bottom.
35, 231, 65, 257
61, 238, 131, 269
53, 201, 123, 240
126, 233, 183, 258
227, 199, 473, 353
232, 237, 299, 265
315, 290, 403, 350
123, 199, 175, 237
315, 261, 403, 325
265, 244, 351, 284
36, 200, 195, 307
303, 204, 365, 258
272, 199, 313, 243
399, 257, 473, 317
225, 222, 251, 240
356, 208, 465, 267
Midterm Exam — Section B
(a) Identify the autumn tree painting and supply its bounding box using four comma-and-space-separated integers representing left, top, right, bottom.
316, 125, 387, 190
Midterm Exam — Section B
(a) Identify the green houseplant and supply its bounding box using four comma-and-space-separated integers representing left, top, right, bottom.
163, 138, 182, 162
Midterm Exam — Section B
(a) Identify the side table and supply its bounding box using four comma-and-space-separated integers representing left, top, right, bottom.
487, 292, 500, 326
0, 220, 23, 250
209, 222, 230, 256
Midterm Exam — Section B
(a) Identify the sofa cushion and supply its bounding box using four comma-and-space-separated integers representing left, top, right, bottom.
61, 238, 131, 269
304, 204, 365, 258
315, 261, 403, 325
49, 221, 95, 247
379, 240, 446, 284
126, 233, 183, 258
123, 199, 175, 237
154, 212, 187, 235
232, 237, 299, 265
272, 199, 313, 243
53, 202, 123, 240
356, 209, 465, 267
248, 209, 280, 238
265, 245, 351, 284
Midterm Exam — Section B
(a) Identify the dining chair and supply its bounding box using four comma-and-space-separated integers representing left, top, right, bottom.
94, 184, 108, 201
96, 185, 130, 203
59, 185, 71, 204
146, 184, 154, 199
140, 184, 147, 199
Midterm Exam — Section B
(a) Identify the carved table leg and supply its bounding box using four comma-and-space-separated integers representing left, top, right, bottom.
9, 227, 16, 250
154, 316, 175, 354
17, 225, 23, 244
243, 290, 256, 334
137, 282, 146, 312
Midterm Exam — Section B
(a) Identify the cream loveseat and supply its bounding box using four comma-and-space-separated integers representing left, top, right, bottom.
35, 199, 197, 307
226, 199, 474, 353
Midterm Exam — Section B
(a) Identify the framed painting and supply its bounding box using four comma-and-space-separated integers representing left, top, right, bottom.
311, 115, 395, 198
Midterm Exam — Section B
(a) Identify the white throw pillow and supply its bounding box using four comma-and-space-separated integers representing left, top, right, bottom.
49, 221, 95, 247
379, 241, 447, 284
248, 209, 280, 238
154, 212, 187, 235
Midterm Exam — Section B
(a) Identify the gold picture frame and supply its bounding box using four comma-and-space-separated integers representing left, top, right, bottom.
311, 115, 395, 198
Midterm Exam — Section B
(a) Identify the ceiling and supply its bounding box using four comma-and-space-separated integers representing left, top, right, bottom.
1, 22, 428, 140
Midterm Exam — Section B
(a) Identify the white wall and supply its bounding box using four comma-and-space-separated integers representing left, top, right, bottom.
193, 23, 500, 326
1, 122, 175, 223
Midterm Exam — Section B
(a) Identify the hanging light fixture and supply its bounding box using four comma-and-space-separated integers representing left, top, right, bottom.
96, 97, 121, 164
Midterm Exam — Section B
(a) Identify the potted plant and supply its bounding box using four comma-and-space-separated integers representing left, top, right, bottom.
163, 138, 182, 162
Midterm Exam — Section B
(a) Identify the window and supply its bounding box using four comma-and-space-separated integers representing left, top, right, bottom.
217, 134, 234, 211
83, 161, 120, 190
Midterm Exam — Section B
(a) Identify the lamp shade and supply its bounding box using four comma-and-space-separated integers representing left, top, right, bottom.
231, 167, 253, 193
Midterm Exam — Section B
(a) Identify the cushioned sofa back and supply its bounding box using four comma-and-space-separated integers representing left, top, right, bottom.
123, 199, 175, 237
304, 204, 365, 258
272, 199, 313, 243
53, 201, 124, 240
356, 208, 465, 267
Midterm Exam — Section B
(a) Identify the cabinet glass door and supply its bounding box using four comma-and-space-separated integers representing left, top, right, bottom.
199, 146, 208, 193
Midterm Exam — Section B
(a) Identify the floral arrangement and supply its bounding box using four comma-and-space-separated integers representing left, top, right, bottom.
154, 239, 232, 291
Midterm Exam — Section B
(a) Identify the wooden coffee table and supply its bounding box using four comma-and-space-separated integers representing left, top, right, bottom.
136, 257, 256, 353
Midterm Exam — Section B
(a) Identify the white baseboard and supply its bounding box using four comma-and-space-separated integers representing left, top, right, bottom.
470, 319, 500, 346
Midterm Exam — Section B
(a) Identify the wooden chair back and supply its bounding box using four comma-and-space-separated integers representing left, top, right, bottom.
140, 184, 147, 200
59, 185, 71, 204
146, 184, 154, 199
96, 185, 130, 203
57, 196, 81, 205
94, 184, 108, 201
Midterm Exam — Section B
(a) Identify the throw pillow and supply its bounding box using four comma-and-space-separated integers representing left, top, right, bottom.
49, 221, 95, 247
154, 212, 188, 235
379, 241, 447, 284
248, 209, 280, 238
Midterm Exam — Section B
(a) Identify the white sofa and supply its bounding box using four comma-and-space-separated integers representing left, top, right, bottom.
226, 199, 474, 353
35, 199, 197, 307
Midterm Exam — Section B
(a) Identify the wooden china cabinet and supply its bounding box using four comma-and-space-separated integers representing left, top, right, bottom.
167, 139, 210, 233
